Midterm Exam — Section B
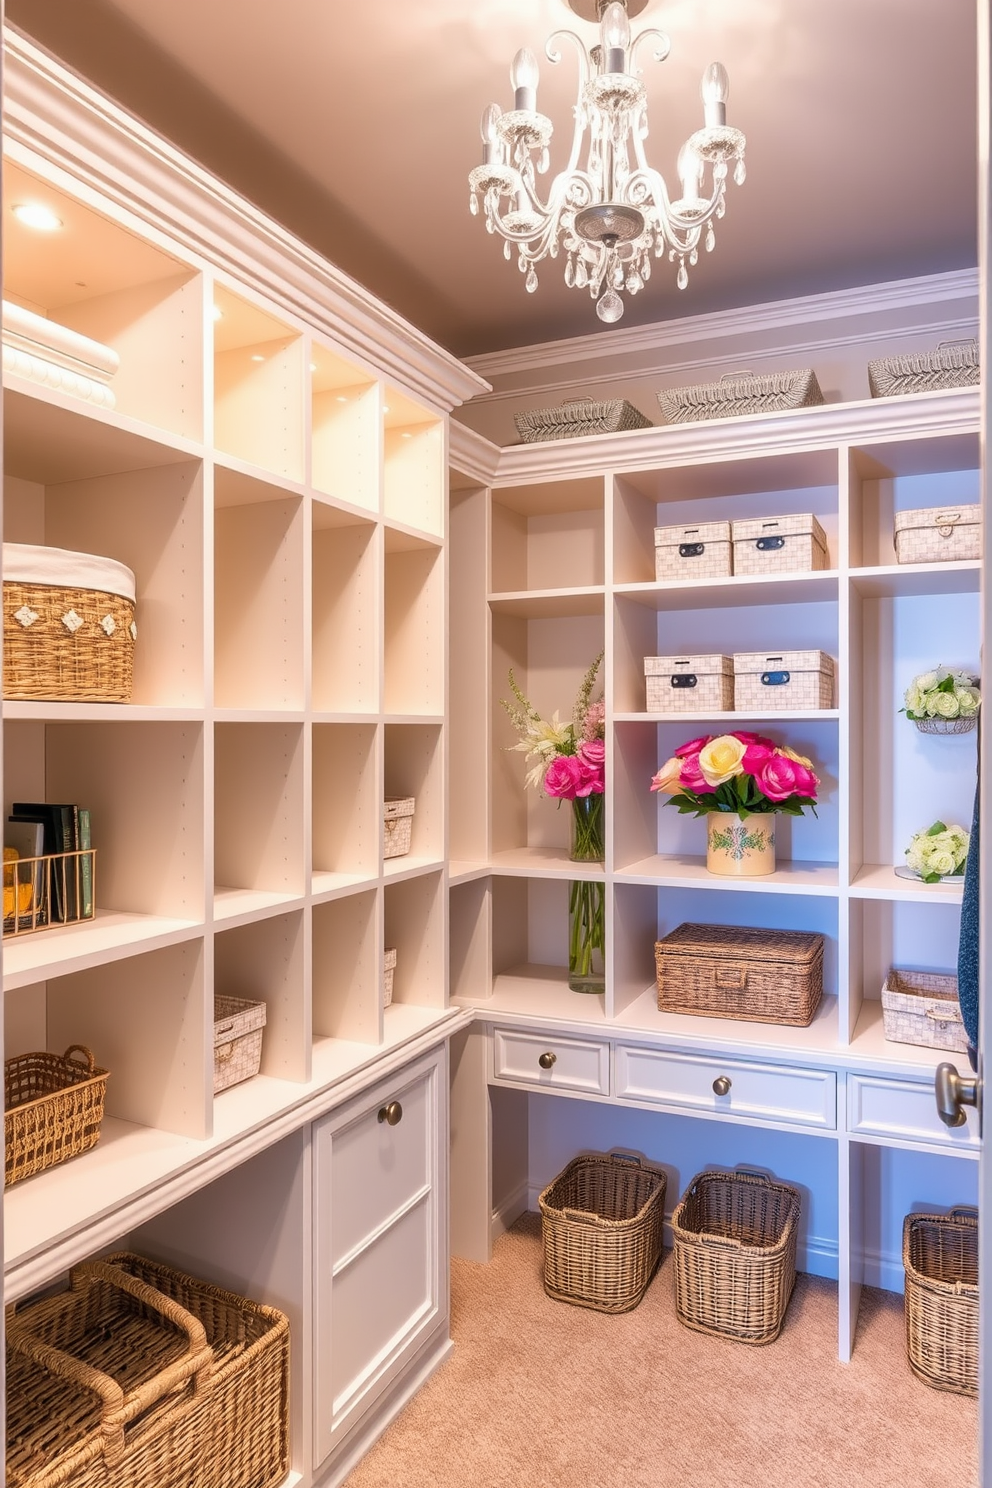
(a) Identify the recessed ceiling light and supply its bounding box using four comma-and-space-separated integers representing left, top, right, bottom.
383, 406, 391, 414
337, 395, 349, 404
401, 432, 413, 440
250, 354, 265, 362
12, 201, 63, 232
310, 362, 318, 372
212, 305, 224, 322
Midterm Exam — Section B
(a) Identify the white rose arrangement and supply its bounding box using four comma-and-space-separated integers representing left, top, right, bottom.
904, 820, 970, 883
902, 667, 980, 722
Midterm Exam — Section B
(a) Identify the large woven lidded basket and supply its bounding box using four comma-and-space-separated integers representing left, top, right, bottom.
515, 396, 652, 443
655, 922, 824, 1027
869, 339, 980, 398
671, 1168, 801, 1345
539, 1152, 667, 1313
657, 368, 824, 424
881, 968, 969, 1055
903, 1209, 978, 1396
3, 543, 137, 702
6, 1252, 291, 1488
213, 995, 266, 1094
5, 1045, 109, 1188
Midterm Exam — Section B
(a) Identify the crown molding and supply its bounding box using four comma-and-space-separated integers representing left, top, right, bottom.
449, 421, 501, 485
3, 28, 489, 413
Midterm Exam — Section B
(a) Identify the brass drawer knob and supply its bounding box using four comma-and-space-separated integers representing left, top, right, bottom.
538, 1051, 557, 1070
377, 1101, 403, 1125
712, 1076, 732, 1097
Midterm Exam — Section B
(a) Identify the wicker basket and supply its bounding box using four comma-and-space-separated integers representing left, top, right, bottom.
903, 1209, 978, 1396
383, 947, 397, 1007
732, 649, 835, 711
654, 520, 732, 582
383, 797, 415, 858
881, 968, 969, 1054
658, 368, 824, 424
539, 1151, 667, 1313
893, 504, 981, 565
654, 922, 824, 1027
213, 995, 266, 1093
3, 544, 137, 703
514, 396, 651, 444
671, 1168, 801, 1344
645, 654, 733, 714
869, 340, 980, 398
5, 1045, 109, 1188
6, 1251, 290, 1488
731, 513, 829, 576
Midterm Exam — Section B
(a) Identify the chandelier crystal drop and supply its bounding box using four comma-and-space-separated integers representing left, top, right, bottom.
468, 0, 746, 324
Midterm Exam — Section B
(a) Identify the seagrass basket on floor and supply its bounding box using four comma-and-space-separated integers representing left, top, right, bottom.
538, 1151, 667, 1313
903, 1208, 979, 1396
5, 1045, 109, 1187
671, 1168, 801, 1345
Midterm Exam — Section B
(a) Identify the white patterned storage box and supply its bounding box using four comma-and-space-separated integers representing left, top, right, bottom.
893, 505, 981, 565
383, 947, 397, 1008
657, 368, 824, 424
645, 654, 733, 714
881, 969, 969, 1055
654, 520, 732, 582
213, 994, 266, 1093
733, 650, 835, 711
514, 397, 651, 443
868, 340, 979, 398
731, 513, 828, 576
383, 797, 415, 858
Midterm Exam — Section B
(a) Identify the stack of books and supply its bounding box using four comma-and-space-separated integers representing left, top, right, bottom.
4, 803, 94, 934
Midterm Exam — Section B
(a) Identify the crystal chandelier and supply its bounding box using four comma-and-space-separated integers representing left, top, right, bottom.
468, 0, 746, 324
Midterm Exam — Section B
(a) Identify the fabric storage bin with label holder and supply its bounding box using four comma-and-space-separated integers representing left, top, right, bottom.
654, 922, 824, 1027
3, 542, 137, 702
731, 513, 828, 576
657, 368, 824, 424
383, 797, 415, 858
654, 520, 732, 582
893, 504, 981, 565
213, 995, 266, 1093
645, 654, 733, 714
733, 650, 835, 711
514, 396, 651, 443
5, 1044, 109, 1187
881, 968, 969, 1054
903, 1209, 978, 1396
868, 339, 979, 398
383, 947, 397, 1007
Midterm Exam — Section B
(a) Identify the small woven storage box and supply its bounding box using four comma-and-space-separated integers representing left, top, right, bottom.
731, 513, 828, 576
903, 1209, 978, 1396
655, 922, 824, 1027
515, 396, 651, 443
3, 543, 137, 702
539, 1152, 667, 1313
6, 1251, 290, 1488
671, 1168, 801, 1344
5, 1045, 109, 1187
732, 649, 834, 711
881, 968, 969, 1054
645, 654, 733, 713
869, 340, 980, 398
893, 504, 981, 565
213, 995, 266, 1093
654, 520, 732, 582
383, 797, 415, 858
383, 947, 397, 1007
658, 368, 824, 424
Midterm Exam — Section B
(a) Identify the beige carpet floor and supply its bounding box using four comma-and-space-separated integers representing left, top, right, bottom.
344, 1212, 978, 1488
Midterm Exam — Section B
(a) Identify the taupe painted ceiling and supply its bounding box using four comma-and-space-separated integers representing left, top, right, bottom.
8, 0, 979, 358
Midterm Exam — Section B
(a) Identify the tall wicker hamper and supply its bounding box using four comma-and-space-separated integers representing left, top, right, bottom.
671, 1169, 801, 1344
5, 1045, 109, 1187
654, 923, 824, 1027
903, 1209, 978, 1396
538, 1152, 667, 1313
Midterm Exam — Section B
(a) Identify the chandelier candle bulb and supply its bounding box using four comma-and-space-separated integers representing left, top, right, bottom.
511, 48, 539, 111
481, 104, 502, 165
701, 63, 729, 127
602, 0, 630, 72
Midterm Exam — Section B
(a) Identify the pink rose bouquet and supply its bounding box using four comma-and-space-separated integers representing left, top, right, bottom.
650, 730, 819, 819
501, 652, 605, 802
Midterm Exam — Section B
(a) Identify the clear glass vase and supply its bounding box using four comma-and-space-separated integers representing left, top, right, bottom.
568, 794, 605, 994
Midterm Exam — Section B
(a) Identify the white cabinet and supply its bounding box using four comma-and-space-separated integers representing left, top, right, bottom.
312, 1045, 448, 1472
615, 1043, 837, 1130
492, 1026, 611, 1096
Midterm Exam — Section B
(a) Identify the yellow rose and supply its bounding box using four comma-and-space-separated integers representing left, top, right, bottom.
650, 755, 684, 794
699, 734, 747, 786
781, 745, 814, 769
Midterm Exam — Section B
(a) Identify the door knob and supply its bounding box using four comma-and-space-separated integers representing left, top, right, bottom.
934, 1063, 981, 1128
377, 1101, 403, 1126
712, 1076, 732, 1096
538, 1051, 557, 1070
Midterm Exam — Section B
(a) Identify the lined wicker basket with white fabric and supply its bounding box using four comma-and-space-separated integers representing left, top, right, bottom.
658, 368, 824, 424
868, 340, 979, 398
514, 396, 651, 443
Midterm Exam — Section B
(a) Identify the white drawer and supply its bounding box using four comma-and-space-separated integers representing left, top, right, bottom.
492, 1028, 610, 1097
615, 1044, 836, 1130
848, 1073, 980, 1149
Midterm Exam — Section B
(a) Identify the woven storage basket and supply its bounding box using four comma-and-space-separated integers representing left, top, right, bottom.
383, 947, 397, 1007
731, 513, 828, 576
671, 1168, 800, 1344
6, 1252, 290, 1488
655, 922, 824, 1027
654, 520, 732, 582
893, 504, 981, 565
869, 340, 980, 398
3, 543, 137, 703
732, 649, 835, 711
383, 797, 415, 858
645, 654, 733, 714
5, 1045, 109, 1187
539, 1151, 667, 1313
881, 968, 969, 1055
658, 368, 824, 424
903, 1209, 978, 1396
515, 396, 651, 444
213, 995, 266, 1093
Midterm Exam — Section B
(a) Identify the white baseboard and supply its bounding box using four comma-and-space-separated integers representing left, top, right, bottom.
491, 1181, 530, 1244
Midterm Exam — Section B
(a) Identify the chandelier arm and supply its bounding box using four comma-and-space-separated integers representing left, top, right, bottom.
625, 167, 722, 242
545, 29, 593, 180
485, 167, 599, 247
628, 28, 672, 70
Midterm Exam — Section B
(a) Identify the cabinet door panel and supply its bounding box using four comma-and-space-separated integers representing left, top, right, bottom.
329, 1069, 431, 1263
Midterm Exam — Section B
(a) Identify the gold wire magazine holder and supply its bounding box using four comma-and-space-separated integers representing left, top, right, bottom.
2, 848, 97, 936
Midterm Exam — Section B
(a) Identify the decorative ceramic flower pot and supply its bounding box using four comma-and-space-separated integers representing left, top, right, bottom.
706, 812, 776, 877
